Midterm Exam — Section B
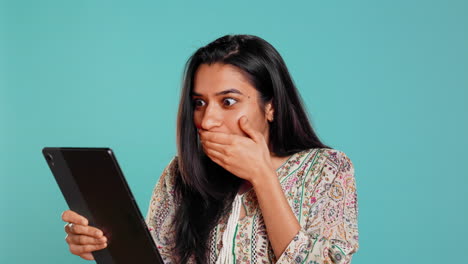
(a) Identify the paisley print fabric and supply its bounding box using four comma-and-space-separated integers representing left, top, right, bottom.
145, 148, 359, 263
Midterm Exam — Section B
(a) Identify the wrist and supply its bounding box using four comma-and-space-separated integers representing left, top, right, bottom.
250, 167, 278, 190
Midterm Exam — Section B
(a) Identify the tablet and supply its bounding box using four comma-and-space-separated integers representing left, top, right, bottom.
42, 147, 164, 264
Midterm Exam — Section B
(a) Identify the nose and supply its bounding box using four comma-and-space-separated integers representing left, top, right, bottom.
200, 104, 222, 131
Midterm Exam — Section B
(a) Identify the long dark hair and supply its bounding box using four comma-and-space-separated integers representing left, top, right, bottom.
173, 34, 330, 263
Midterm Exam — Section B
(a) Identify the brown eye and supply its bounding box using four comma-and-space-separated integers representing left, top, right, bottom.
193, 99, 205, 108
223, 98, 238, 107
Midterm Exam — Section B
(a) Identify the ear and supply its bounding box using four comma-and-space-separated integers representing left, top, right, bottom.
265, 100, 274, 122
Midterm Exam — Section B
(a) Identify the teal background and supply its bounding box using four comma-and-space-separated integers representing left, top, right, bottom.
1, 0, 467, 263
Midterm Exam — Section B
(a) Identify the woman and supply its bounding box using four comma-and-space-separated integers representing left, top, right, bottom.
62, 34, 359, 263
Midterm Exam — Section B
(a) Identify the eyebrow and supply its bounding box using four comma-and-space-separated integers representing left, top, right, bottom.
191, 88, 244, 97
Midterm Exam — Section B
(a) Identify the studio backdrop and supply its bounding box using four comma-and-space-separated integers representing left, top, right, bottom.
1, 0, 467, 263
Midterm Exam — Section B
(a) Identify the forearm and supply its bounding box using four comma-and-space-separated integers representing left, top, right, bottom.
251, 169, 301, 259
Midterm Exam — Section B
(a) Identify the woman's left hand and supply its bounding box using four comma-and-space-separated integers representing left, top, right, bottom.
199, 116, 274, 184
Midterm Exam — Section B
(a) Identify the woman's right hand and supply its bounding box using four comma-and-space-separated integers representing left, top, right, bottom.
62, 210, 108, 260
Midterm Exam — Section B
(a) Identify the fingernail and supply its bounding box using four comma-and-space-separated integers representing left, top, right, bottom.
96, 231, 103, 237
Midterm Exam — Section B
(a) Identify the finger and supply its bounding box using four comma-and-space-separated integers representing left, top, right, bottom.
200, 131, 233, 145
64, 223, 77, 235
238, 116, 260, 142
67, 224, 104, 238
204, 146, 227, 166
66, 234, 107, 245
79, 253, 95, 260
69, 243, 107, 256
62, 210, 89, 226
202, 140, 228, 156
64, 223, 71, 234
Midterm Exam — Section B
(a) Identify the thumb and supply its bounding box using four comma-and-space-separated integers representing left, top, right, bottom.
239, 116, 259, 142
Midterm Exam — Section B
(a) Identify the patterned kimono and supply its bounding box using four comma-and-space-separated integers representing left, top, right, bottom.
146, 148, 359, 263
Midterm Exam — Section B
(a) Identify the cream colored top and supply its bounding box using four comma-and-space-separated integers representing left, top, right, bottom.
146, 148, 359, 263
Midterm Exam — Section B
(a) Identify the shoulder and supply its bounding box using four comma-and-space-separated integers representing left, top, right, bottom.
313, 149, 356, 193
297, 148, 357, 204
322, 148, 353, 168
165, 156, 179, 176
155, 156, 179, 191
308, 148, 354, 170
295, 148, 354, 180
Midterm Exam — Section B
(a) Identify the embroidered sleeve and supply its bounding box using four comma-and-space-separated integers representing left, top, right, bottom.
145, 157, 179, 263
276, 151, 359, 264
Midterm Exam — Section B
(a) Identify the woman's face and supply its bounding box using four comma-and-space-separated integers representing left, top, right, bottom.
192, 63, 273, 139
